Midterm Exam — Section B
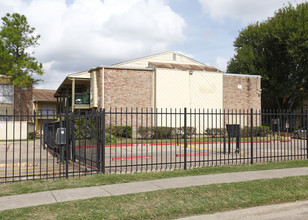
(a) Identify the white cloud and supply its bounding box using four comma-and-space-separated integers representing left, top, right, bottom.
198, 0, 306, 24
215, 57, 228, 72
0, 0, 186, 89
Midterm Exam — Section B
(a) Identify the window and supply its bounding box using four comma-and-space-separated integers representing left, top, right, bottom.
0, 84, 14, 104
42, 104, 54, 115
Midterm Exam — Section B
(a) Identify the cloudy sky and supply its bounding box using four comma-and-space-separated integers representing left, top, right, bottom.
0, 0, 306, 89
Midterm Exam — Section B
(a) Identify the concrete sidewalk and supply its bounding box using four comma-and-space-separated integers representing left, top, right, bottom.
0, 167, 307, 212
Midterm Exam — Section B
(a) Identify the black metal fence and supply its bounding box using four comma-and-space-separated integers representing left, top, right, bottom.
0, 108, 307, 182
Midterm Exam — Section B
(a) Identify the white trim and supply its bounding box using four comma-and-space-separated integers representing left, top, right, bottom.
224, 73, 261, 78
89, 65, 154, 72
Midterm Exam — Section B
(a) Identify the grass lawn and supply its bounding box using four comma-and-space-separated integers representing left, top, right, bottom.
1, 136, 290, 144
0, 159, 307, 197
108, 135, 290, 145
0, 175, 307, 219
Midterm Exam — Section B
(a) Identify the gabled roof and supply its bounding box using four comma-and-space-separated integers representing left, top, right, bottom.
67, 71, 90, 79
33, 89, 57, 102
113, 51, 208, 67
54, 71, 90, 97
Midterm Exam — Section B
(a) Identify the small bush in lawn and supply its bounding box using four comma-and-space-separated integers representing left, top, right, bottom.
28, 132, 35, 140
104, 133, 116, 144
204, 128, 225, 137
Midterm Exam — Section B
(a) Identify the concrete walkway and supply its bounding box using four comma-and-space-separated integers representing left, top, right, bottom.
0, 167, 307, 212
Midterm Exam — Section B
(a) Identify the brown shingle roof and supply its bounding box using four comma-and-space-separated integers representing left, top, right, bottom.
148, 62, 222, 72
33, 89, 57, 102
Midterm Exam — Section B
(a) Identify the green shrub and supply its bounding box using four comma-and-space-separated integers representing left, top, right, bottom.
138, 126, 153, 139
107, 126, 132, 138
104, 133, 116, 144
240, 126, 270, 137
74, 118, 96, 140
154, 127, 175, 139
28, 132, 35, 140
138, 126, 196, 139
73, 118, 119, 144
288, 125, 296, 132
184, 127, 196, 137
204, 128, 225, 137
138, 127, 174, 139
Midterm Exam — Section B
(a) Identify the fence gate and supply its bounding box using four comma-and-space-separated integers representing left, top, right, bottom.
69, 112, 103, 175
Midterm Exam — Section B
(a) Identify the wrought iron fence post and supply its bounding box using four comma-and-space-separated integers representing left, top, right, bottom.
250, 108, 253, 164
306, 109, 308, 159
184, 107, 187, 170
59, 113, 64, 165
65, 110, 69, 179
97, 109, 101, 172
71, 113, 75, 162
102, 108, 106, 174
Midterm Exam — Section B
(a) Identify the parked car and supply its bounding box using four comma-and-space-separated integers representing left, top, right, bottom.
293, 127, 307, 139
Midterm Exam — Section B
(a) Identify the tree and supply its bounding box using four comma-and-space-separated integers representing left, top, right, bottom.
0, 13, 44, 113
0, 39, 13, 75
227, 3, 308, 111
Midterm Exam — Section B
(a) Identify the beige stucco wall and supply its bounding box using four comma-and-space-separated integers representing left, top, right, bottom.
90, 71, 98, 108
156, 68, 223, 109
155, 68, 223, 131
0, 121, 34, 140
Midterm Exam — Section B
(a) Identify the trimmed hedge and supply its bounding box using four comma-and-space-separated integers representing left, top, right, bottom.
106, 126, 132, 138
204, 128, 225, 137
204, 126, 270, 138
138, 126, 196, 139
240, 126, 270, 137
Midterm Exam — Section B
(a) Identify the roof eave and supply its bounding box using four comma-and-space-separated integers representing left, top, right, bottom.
89, 65, 154, 72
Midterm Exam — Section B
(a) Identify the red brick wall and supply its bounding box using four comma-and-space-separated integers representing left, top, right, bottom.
223, 75, 261, 110
97, 68, 154, 109
14, 86, 33, 115
223, 74, 261, 127
96, 67, 154, 135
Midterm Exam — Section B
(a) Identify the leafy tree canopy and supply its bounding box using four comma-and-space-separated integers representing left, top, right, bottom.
227, 3, 308, 111
0, 13, 43, 88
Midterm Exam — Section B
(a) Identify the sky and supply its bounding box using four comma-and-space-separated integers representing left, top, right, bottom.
0, 0, 306, 89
